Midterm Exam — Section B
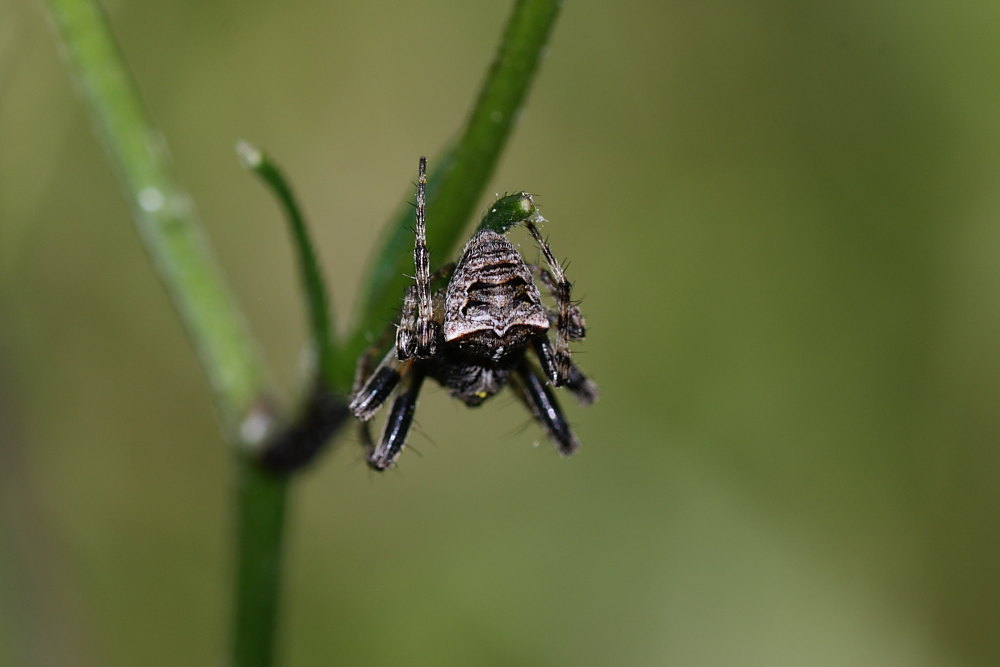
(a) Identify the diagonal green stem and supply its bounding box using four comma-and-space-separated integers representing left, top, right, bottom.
237, 142, 338, 385
44, 0, 273, 434
343, 0, 563, 383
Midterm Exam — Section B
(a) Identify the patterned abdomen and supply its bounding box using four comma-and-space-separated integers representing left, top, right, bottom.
443, 231, 548, 360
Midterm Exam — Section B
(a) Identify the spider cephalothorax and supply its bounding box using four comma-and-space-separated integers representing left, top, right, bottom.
349, 157, 597, 470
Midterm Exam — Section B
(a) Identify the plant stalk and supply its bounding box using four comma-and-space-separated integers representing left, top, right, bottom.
344, 0, 563, 384
44, 0, 272, 433
42, 1, 286, 665
231, 459, 288, 667
44, 0, 563, 664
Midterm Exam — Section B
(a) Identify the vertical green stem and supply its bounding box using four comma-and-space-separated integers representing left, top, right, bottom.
231, 459, 289, 667
42, 0, 286, 665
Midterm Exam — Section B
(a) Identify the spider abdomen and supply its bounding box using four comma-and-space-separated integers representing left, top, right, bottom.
443, 231, 548, 354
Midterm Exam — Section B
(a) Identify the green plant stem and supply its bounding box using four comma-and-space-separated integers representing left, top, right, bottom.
237, 142, 338, 385
43, 1, 286, 665
231, 459, 288, 667
343, 0, 563, 383
45, 0, 272, 433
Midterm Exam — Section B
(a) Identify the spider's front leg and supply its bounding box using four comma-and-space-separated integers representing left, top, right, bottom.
348, 336, 404, 460
349, 344, 381, 458
397, 156, 438, 360
349, 346, 406, 421
397, 263, 456, 361
349, 342, 425, 470
532, 265, 587, 341
532, 336, 599, 405
368, 369, 426, 470
395, 284, 422, 360
511, 359, 580, 456
525, 219, 586, 387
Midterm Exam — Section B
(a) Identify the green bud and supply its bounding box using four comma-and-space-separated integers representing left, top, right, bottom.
476, 192, 536, 234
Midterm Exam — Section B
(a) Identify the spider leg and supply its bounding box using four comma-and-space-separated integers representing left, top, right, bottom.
397, 258, 456, 361
349, 347, 408, 421
532, 337, 599, 405
529, 264, 586, 341
350, 329, 392, 398
395, 284, 420, 359
524, 222, 583, 385
397, 157, 439, 360
355, 258, 453, 461
368, 368, 427, 470
346, 337, 387, 456
565, 363, 599, 405
511, 360, 580, 456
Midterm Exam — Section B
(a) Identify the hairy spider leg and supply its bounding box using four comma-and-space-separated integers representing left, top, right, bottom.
529, 265, 586, 341
526, 261, 596, 402
564, 361, 599, 404
348, 335, 395, 456
352, 262, 456, 464
396, 284, 419, 359
349, 347, 407, 421
368, 369, 427, 470
397, 156, 438, 359
531, 337, 599, 405
511, 360, 580, 455
524, 221, 579, 385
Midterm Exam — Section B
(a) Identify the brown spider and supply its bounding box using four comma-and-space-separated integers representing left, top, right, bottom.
349, 157, 597, 470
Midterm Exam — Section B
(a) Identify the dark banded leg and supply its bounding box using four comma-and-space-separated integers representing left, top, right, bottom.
368, 370, 426, 470
396, 157, 438, 359
512, 360, 580, 456
532, 338, 598, 405
524, 224, 582, 386
349, 347, 407, 421
351, 328, 395, 456
530, 265, 586, 341
565, 363, 599, 405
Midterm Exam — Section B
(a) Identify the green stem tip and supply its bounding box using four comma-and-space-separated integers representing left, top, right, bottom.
476, 192, 537, 234
237, 140, 338, 386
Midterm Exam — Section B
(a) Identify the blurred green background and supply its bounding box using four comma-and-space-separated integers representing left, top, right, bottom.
3, 1, 1000, 665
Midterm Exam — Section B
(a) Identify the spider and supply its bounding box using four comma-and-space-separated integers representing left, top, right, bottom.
349, 157, 597, 470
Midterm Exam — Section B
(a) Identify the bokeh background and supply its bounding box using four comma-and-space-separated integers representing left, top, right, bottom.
3, 1, 1000, 665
